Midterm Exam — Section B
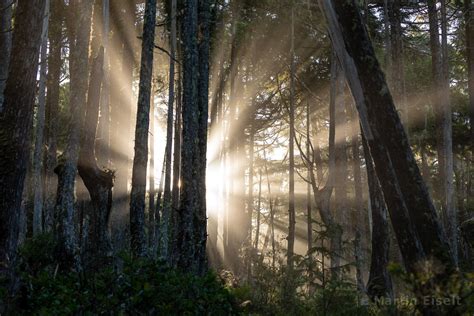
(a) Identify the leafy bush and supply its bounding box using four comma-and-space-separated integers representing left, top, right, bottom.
9, 235, 240, 315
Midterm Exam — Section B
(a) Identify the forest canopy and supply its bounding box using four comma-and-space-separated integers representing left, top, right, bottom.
0, 0, 473, 314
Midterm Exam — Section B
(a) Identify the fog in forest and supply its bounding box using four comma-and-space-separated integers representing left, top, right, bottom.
0, 0, 473, 314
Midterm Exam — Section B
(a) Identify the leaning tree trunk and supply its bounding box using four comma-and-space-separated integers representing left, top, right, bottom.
0, 0, 46, 299
54, 0, 93, 269
44, 0, 63, 232
129, 0, 156, 258
77, 48, 114, 270
318, 0, 454, 309
0, 0, 12, 111
363, 134, 393, 301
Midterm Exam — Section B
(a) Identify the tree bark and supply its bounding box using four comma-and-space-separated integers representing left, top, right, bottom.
0, 0, 12, 111
196, 0, 211, 274
129, 0, 156, 258
363, 133, 393, 301
160, 0, 177, 260
77, 48, 114, 269
439, 0, 457, 265
54, 0, 93, 269
466, 0, 474, 143
44, 0, 63, 232
0, 0, 46, 298
33, 1, 50, 236
318, 0, 454, 293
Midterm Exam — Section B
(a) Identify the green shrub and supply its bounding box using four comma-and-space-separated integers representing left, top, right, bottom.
10, 236, 240, 315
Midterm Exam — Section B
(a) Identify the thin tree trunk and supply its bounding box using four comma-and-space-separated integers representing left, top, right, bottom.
0, 0, 12, 111
350, 107, 365, 292
287, 3, 296, 277
148, 88, 156, 255
160, 0, 177, 260
43, 1, 62, 231
466, 0, 474, 143
33, 1, 51, 236
333, 60, 347, 278
129, 0, 156, 258
44, 0, 63, 233
440, 0, 457, 265
254, 169, 262, 250
97, 0, 110, 167
54, 0, 93, 269
306, 102, 315, 294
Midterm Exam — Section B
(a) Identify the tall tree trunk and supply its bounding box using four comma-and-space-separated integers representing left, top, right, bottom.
78, 48, 113, 269
466, 0, 474, 143
129, 0, 156, 258
54, 0, 93, 269
44, 0, 63, 232
33, 1, 51, 236
254, 169, 262, 250
306, 102, 315, 294
287, 3, 296, 280
196, 0, 211, 274
440, 0, 457, 265
363, 134, 393, 301
97, 0, 110, 167
178, 0, 200, 271
350, 107, 365, 292
148, 88, 156, 255
160, 0, 177, 260
318, 0, 454, 304
0, 0, 12, 111
0, 0, 46, 299
333, 61, 347, 278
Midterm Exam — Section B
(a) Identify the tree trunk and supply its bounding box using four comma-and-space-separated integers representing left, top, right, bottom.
148, 88, 156, 255
0, 0, 46, 299
318, 0, 454, 301
97, 0, 110, 167
33, 1, 50, 236
129, 0, 156, 258
160, 0, 177, 260
363, 133, 393, 301
466, 0, 474, 143
77, 48, 114, 269
254, 169, 262, 250
287, 3, 296, 278
333, 60, 347, 278
196, 0, 211, 274
54, 0, 93, 269
0, 0, 12, 111
44, 0, 63, 233
350, 107, 365, 292
439, 0, 457, 265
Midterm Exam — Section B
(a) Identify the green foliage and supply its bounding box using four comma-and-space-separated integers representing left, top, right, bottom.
9, 235, 240, 315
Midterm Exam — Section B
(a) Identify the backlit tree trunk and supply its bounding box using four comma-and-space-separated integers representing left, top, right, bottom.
129, 0, 156, 258
54, 0, 93, 269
